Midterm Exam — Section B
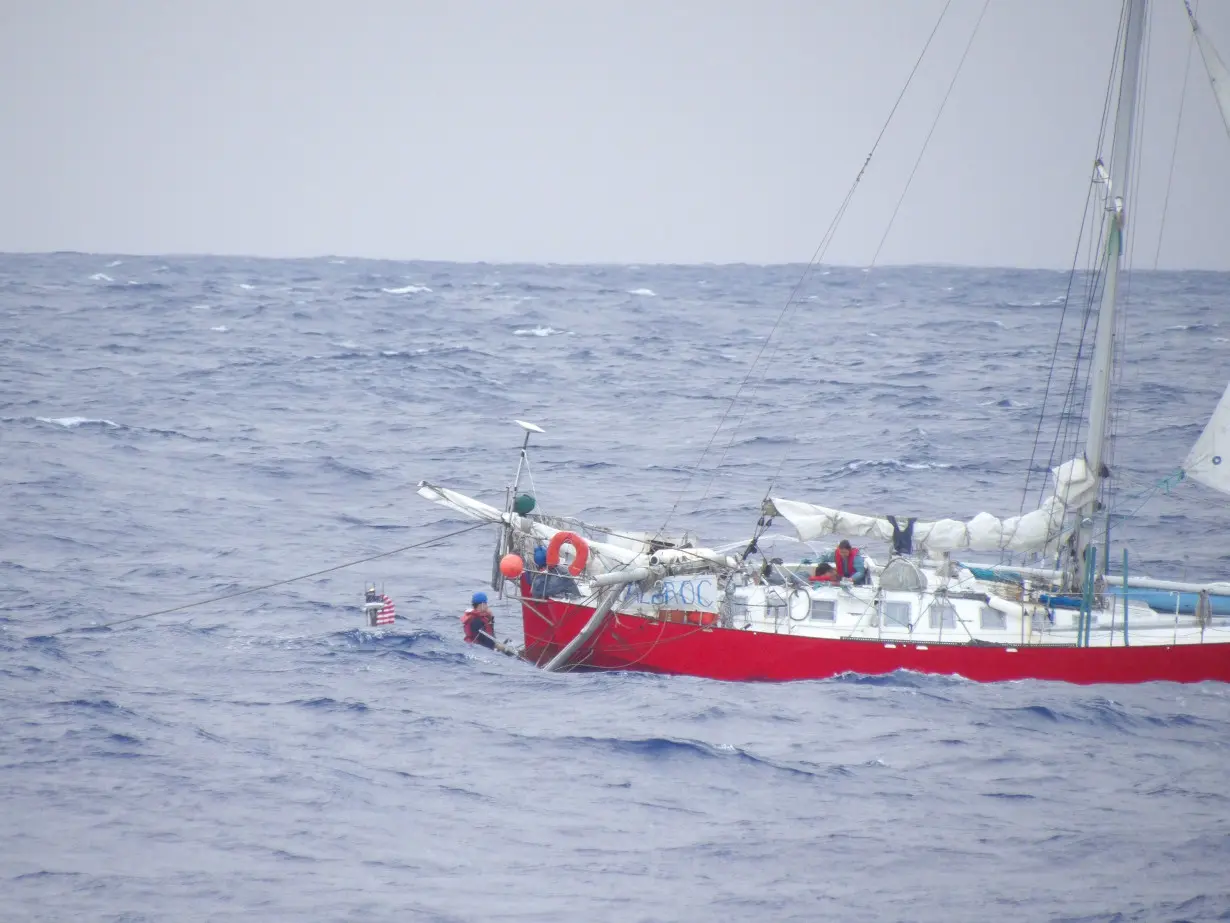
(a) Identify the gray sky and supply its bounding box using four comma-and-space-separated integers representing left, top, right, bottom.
2, 0, 1228, 269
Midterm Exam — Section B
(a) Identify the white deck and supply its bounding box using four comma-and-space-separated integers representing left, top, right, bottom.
597, 566, 1228, 649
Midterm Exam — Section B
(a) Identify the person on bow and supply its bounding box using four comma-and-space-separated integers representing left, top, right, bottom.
461, 591, 498, 650
529, 545, 581, 599
826, 539, 868, 585
528, 547, 550, 599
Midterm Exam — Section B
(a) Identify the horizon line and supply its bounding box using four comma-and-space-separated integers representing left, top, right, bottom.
2, 249, 1227, 274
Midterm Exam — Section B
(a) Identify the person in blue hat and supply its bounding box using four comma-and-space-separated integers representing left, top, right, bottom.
529, 546, 550, 599
461, 591, 497, 650
528, 545, 581, 600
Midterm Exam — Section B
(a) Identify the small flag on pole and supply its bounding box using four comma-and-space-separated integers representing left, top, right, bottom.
375, 594, 396, 626
364, 586, 397, 627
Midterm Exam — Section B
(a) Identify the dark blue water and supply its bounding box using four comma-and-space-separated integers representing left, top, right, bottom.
3, 254, 1229, 921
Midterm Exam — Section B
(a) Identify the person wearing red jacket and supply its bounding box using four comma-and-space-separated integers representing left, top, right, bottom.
461, 591, 496, 650
809, 562, 840, 584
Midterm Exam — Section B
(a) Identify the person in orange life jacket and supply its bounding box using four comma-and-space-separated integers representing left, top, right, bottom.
461, 591, 496, 650
809, 562, 840, 584
824, 539, 868, 585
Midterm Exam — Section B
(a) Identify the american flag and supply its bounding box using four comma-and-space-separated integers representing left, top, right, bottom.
375, 594, 396, 626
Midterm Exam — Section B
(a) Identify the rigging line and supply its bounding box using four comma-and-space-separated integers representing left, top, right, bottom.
41, 521, 493, 638
1019, 183, 1098, 514
1154, 1, 1197, 269
868, 0, 990, 270
1034, 185, 1112, 508
658, 0, 956, 531
1108, 482, 1162, 522
1043, 247, 1102, 512
1022, 1, 1129, 514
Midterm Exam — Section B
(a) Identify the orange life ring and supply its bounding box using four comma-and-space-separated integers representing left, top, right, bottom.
546, 530, 589, 576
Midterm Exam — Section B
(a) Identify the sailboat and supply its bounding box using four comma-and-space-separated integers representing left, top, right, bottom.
420, 0, 1230, 684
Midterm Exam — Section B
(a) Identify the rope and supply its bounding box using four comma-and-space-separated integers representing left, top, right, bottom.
740, 0, 989, 553
868, 0, 991, 269
1157, 468, 1188, 494
40, 521, 493, 637
657, 0, 957, 532
1155, 1, 1197, 269
1020, 1, 1129, 519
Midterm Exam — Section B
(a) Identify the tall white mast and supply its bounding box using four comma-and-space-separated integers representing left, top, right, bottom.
1074, 0, 1148, 588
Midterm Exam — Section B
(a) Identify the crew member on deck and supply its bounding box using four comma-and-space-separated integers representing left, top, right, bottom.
809, 562, 840, 584
461, 591, 496, 650
528, 546, 550, 598
826, 539, 868, 585
529, 545, 581, 599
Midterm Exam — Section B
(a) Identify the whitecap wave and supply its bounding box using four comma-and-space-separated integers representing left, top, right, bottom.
106, 260, 123, 268
238, 283, 254, 290
89, 273, 113, 282
211, 325, 229, 332
382, 285, 432, 295
37, 416, 119, 429
514, 326, 564, 337
628, 288, 656, 297
840, 458, 953, 474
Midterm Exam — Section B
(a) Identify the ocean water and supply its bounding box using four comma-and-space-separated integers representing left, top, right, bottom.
2, 253, 1229, 922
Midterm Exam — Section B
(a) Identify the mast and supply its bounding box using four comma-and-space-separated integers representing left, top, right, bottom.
1074, 0, 1148, 590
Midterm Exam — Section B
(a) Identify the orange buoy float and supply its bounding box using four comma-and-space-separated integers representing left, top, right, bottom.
546, 530, 590, 576
499, 553, 524, 579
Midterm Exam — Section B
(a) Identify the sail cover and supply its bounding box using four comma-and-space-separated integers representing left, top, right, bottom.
1187, 1, 1230, 143
1183, 382, 1230, 497
771, 459, 1097, 554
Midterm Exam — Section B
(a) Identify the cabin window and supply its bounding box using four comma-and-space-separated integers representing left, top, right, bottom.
809, 599, 836, 622
882, 600, 911, 628
928, 602, 957, 629
980, 606, 1007, 630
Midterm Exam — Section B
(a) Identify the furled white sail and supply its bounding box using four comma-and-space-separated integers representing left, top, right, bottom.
417, 482, 505, 524
417, 480, 648, 574
771, 459, 1098, 554
1186, 1, 1230, 142
1182, 382, 1230, 496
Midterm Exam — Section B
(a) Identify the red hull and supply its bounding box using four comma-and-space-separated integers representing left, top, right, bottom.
520, 598, 1230, 684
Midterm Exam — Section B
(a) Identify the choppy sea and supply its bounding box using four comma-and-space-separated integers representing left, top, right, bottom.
3, 253, 1229, 922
